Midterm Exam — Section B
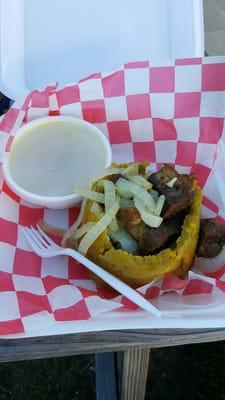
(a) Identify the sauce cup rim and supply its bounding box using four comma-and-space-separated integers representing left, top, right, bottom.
2, 116, 112, 208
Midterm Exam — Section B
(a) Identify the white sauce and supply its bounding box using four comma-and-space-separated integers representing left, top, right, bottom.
9, 120, 109, 196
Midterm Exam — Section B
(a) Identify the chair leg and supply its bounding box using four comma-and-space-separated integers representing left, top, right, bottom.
118, 348, 150, 400
95, 352, 118, 400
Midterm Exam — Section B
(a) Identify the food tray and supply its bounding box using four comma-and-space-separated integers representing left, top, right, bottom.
1, 56, 225, 337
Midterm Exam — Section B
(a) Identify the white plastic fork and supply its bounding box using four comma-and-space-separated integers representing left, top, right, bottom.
22, 225, 161, 316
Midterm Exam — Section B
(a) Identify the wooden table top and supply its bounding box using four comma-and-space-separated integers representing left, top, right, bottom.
1, 328, 225, 362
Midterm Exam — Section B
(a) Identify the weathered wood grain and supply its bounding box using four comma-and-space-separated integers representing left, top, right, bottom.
119, 348, 150, 400
0, 329, 225, 362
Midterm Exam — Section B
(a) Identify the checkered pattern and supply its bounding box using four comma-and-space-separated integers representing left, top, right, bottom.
1, 56, 225, 336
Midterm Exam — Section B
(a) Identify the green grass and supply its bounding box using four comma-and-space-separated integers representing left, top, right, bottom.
0, 342, 225, 399
0, 355, 95, 400
148, 341, 225, 400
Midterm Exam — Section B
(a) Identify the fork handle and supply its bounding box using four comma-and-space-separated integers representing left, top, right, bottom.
65, 248, 161, 316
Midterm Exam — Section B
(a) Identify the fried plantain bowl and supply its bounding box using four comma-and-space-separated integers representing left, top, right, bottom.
65, 163, 202, 288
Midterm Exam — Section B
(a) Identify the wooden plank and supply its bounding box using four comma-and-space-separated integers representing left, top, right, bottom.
95, 352, 118, 400
119, 348, 150, 400
0, 329, 225, 362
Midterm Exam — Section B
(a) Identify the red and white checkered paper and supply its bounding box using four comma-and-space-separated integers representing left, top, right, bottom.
1, 56, 225, 336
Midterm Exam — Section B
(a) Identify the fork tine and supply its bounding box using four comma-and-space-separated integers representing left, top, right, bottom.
22, 227, 43, 250
30, 226, 50, 248
36, 224, 60, 247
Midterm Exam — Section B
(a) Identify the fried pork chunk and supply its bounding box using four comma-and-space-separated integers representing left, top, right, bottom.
148, 165, 194, 219
197, 218, 225, 258
117, 207, 182, 256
